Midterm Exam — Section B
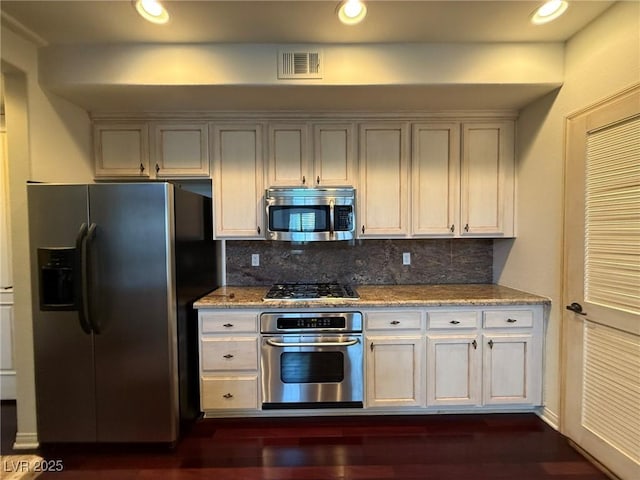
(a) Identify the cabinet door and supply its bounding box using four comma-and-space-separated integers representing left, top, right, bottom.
460, 122, 515, 237
267, 124, 309, 186
426, 334, 480, 406
366, 335, 424, 407
153, 123, 209, 177
359, 123, 409, 237
313, 123, 356, 187
212, 124, 264, 238
482, 333, 536, 405
94, 123, 149, 177
412, 123, 460, 236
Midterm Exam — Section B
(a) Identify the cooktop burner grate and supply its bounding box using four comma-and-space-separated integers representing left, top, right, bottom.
263, 282, 359, 300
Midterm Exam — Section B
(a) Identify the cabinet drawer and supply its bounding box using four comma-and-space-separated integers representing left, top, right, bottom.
200, 312, 258, 333
201, 375, 259, 410
483, 310, 533, 328
429, 311, 478, 329
201, 337, 258, 371
366, 311, 422, 330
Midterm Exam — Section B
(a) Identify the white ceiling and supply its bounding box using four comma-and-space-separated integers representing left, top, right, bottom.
1, 1, 615, 45
0, 1, 617, 112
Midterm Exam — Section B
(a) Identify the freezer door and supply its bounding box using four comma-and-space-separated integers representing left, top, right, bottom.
88, 183, 178, 443
27, 184, 97, 443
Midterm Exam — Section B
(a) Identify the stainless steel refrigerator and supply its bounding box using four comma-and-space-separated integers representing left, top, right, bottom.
28, 182, 217, 444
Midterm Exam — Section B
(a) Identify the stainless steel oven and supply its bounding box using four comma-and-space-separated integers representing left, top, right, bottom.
260, 311, 363, 409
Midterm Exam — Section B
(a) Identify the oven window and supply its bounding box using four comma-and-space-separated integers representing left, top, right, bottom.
269, 206, 329, 232
280, 352, 344, 383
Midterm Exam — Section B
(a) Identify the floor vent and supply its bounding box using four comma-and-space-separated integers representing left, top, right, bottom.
278, 50, 323, 79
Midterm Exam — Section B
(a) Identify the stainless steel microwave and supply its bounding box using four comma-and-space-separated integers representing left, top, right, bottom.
265, 187, 356, 241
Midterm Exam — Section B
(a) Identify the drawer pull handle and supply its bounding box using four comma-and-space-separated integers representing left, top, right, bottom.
390, 320, 400, 325
223, 354, 234, 359
488, 339, 494, 349
506, 318, 517, 323
450, 320, 460, 325
223, 393, 233, 399
472, 339, 477, 349
223, 323, 234, 328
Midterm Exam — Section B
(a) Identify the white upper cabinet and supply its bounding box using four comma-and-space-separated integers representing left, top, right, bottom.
152, 123, 210, 177
460, 121, 515, 237
358, 123, 410, 237
411, 123, 460, 236
211, 123, 264, 239
94, 122, 150, 177
94, 120, 210, 179
92, 114, 516, 239
312, 123, 357, 187
267, 122, 356, 187
267, 123, 309, 187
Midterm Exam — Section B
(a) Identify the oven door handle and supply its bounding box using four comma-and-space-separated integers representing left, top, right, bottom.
329, 199, 335, 237
265, 338, 360, 348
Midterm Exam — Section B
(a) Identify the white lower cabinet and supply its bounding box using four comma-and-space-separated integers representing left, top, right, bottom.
426, 334, 481, 406
201, 376, 259, 410
425, 307, 543, 408
195, 303, 544, 416
364, 310, 425, 407
198, 310, 260, 412
366, 335, 425, 407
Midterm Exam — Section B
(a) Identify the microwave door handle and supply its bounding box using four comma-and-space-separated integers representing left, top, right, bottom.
265, 338, 360, 347
329, 199, 335, 237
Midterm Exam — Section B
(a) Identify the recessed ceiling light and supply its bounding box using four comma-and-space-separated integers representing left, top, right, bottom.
531, 0, 569, 25
337, 0, 367, 26
134, 0, 170, 25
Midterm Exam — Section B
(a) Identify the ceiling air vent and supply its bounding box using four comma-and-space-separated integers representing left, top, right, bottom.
278, 49, 323, 79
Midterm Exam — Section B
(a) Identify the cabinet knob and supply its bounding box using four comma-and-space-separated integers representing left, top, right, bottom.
302, 175, 306, 185
488, 339, 494, 349
223, 323, 234, 328
472, 339, 477, 349
139, 163, 145, 173
223, 354, 234, 359
223, 393, 234, 399
450, 320, 460, 325
390, 320, 400, 325
450, 224, 455, 233
464, 224, 470, 232
316, 176, 320, 185
506, 318, 517, 323
155, 163, 160, 174
370, 342, 374, 351
361, 225, 365, 234
257, 226, 261, 235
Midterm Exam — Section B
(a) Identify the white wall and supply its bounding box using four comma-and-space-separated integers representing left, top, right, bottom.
494, 1, 640, 427
1, 27, 93, 447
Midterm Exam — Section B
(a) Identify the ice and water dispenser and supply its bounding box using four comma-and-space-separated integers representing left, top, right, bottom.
37, 247, 78, 311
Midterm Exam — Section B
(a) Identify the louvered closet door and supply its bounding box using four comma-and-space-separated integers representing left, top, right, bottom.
562, 86, 640, 480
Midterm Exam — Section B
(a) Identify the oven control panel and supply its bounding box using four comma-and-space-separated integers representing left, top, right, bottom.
261, 312, 363, 333
277, 316, 346, 330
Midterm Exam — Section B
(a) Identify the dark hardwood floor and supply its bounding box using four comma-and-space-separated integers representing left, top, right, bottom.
1, 402, 609, 479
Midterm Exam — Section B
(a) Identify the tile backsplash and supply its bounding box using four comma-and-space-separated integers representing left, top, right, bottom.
225, 239, 492, 286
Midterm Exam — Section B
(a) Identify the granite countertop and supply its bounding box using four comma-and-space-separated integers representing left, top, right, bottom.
193, 284, 550, 309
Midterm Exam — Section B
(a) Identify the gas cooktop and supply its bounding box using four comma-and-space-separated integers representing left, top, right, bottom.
263, 282, 359, 301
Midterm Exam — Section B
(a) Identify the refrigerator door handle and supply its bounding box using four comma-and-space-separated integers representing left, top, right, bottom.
75, 223, 92, 334
81, 223, 100, 334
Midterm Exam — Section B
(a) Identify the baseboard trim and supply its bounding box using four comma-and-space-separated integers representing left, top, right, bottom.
12, 433, 39, 451
538, 407, 559, 430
